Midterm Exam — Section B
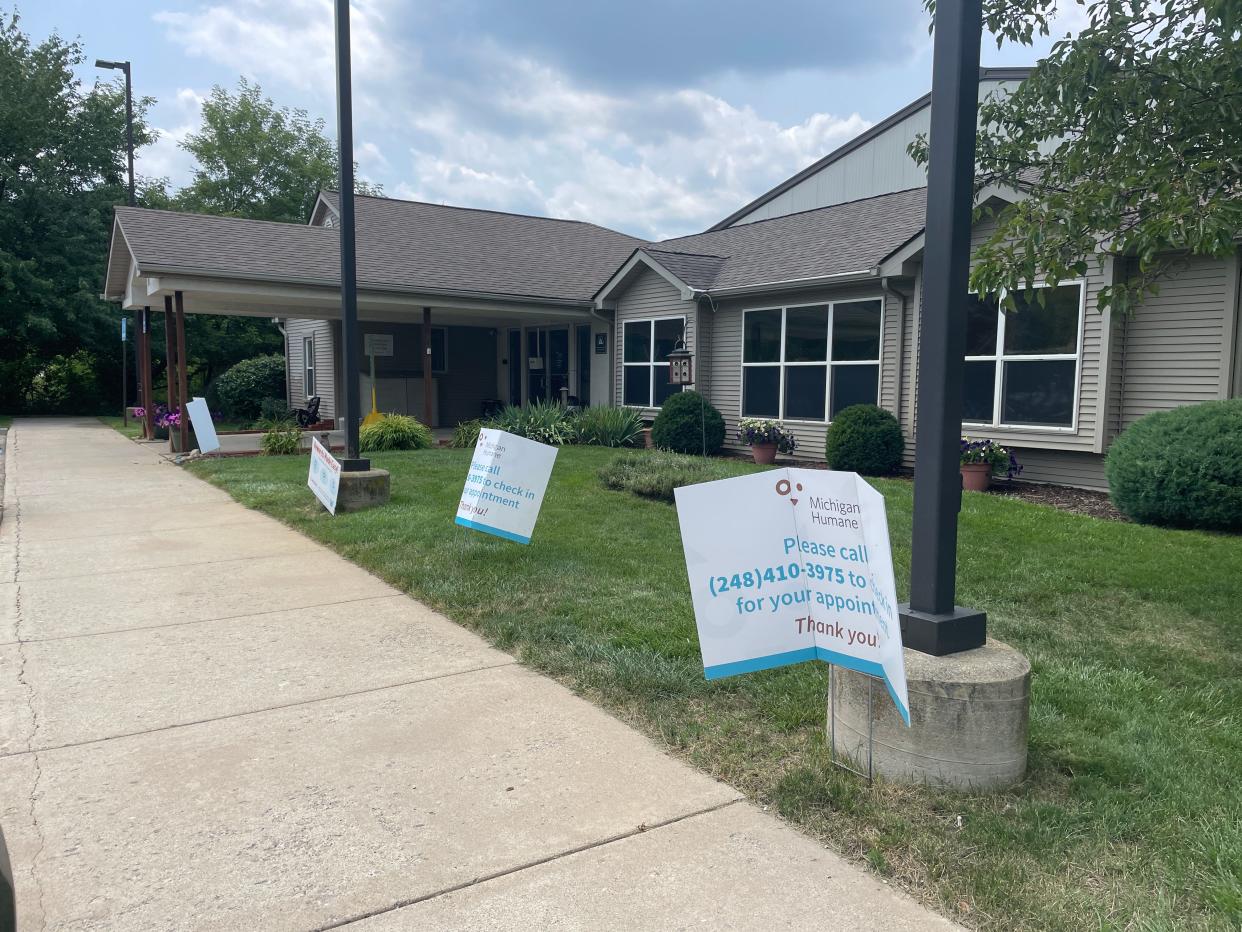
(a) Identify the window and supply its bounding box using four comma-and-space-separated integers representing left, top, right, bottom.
741, 299, 882, 421
303, 335, 316, 399
962, 282, 1083, 429
622, 317, 685, 407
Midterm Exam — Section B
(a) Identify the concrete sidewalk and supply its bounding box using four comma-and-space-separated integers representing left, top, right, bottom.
0, 418, 960, 931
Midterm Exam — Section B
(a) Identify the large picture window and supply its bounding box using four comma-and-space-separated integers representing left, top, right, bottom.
741, 299, 882, 421
963, 282, 1083, 429
622, 317, 685, 408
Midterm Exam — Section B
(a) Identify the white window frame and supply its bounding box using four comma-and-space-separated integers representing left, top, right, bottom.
739, 297, 884, 423
963, 279, 1086, 433
621, 315, 686, 409
303, 335, 316, 399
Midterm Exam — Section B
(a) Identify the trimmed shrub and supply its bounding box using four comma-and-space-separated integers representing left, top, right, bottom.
650, 391, 725, 455
599, 452, 748, 503
825, 404, 904, 476
575, 406, 644, 447
212, 355, 286, 422
450, 419, 482, 448
359, 413, 433, 452
259, 422, 302, 456
1106, 400, 1242, 530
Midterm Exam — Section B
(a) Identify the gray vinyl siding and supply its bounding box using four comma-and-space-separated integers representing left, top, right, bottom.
612, 267, 696, 420
285, 318, 336, 419
1113, 253, 1239, 432
705, 284, 903, 460
1007, 449, 1109, 490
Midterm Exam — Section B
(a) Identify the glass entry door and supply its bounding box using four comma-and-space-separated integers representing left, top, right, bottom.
527, 328, 569, 403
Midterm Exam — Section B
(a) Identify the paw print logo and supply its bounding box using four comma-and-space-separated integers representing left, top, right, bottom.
775, 478, 803, 506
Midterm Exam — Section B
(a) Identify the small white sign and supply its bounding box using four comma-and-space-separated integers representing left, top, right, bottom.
184, 397, 220, 454
308, 435, 342, 514
364, 333, 394, 357
674, 468, 910, 724
455, 428, 557, 544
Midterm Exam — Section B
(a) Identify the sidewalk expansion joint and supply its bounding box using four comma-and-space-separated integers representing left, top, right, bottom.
0, 660, 518, 759
314, 797, 747, 931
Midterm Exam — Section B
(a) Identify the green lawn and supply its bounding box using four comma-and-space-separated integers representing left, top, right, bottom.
188, 447, 1241, 931
98, 415, 144, 438
0, 415, 11, 429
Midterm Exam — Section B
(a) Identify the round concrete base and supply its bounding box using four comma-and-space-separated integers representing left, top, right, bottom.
830, 638, 1030, 790
336, 468, 391, 513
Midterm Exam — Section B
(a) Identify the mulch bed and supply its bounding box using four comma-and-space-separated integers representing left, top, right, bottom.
988, 480, 1127, 521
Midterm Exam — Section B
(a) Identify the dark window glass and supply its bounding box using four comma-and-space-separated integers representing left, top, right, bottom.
576, 325, 591, 405
654, 369, 682, 406
832, 300, 882, 361
742, 367, 780, 417
548, 329, 569, 377
830, 365, 879, 417
965, 294, 999, 356
743, 309, 782, 363
623, 321, 651, 363
963, 360, 996, 422
1001, 359, 1076, 426
623, 366, 650, 407
784, 366, 827, 420
1004, 285, 1081, 355
508, 329, 522, 404
784, 305, 829, 361
654, 318, 682, 361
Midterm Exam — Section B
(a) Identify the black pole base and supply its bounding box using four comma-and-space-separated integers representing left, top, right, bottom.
340, 457, 371, 472
898, 603, 986, 656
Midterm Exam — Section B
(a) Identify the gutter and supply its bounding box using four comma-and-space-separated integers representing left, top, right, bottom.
691, 267, 878, 300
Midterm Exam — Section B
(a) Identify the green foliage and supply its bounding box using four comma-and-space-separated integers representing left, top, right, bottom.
915, 0, 1242, 314
450, 419, 482, 448
485, 400, 576, 445
258, 396, 290, 424
359, 413, 433, 452
650, 391, 725, 455
23, 349, 107, 414
598, 451, 749, 503
175, 77, 382, 223
259, 422, 301, 456
210, 355, 286, 422
825, 404, 904, 476
1106, 400, 1242, 530
573, 405, 644, 447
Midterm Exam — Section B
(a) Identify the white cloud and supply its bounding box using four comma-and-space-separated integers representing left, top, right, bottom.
137, 87, 205, 187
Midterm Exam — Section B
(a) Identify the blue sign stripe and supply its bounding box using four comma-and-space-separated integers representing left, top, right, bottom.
455, 516, 531, 545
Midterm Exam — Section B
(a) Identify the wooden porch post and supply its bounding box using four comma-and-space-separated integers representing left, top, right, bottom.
174, 290, 190, 452
422, 306, 433, 427
163, 295, 177, 416
140, 307, 155, 439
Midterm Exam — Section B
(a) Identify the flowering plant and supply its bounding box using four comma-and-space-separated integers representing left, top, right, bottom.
737, 418, 797, 454
960, 436, 1022, 478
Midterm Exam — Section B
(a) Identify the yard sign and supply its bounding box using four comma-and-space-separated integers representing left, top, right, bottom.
308, 435, 342, 514
674, 469, 910, 724
184, 397, 220, 454
455, 428, 557, 544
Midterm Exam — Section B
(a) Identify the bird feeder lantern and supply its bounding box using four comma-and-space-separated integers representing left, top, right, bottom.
666, 338, 694, 386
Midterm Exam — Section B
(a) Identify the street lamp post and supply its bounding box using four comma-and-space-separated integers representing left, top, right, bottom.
897, 0, 988, 656
97, 58, 136, 426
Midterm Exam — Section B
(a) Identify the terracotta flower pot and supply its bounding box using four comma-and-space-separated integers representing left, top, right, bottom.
960, 462, 992, 492
641, 427, 654, 449
751, 442, 778, 465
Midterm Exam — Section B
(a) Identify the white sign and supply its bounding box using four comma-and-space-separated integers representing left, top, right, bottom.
308, 435, 342, 514
455, 428, 557, 544
184, 396, 220, 454
675, 468, 910, 724
364, 333, 394, 357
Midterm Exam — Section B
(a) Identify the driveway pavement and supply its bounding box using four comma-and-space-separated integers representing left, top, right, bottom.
0, 418, 960, 931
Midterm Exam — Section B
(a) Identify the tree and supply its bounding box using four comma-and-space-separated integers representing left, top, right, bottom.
176, 78, 381, 223
914, 0, 1242, 314
0, 11, 160, 412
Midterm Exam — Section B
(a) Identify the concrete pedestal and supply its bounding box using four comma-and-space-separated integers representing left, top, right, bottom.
336, 468, 391, 512
830, 638, 1030, 790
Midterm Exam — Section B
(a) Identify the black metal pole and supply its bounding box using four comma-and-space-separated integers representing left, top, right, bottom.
123, 64, 134, 208
898, 0, 987, 656
334, 0, 367, 470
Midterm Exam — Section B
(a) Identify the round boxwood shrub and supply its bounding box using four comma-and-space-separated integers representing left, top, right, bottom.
650, 391, 725, 455
825, 404, 904, 476
210, 355, 286, 422
1106, 400, 1242, 530
359, 413, 433, 452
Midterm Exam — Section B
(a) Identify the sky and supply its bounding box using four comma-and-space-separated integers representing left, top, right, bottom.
25, 1, 1084, 240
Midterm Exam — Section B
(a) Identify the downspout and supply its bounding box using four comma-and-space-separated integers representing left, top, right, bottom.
880, 277, 911, 424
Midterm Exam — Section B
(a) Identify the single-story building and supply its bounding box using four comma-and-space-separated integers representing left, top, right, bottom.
103, 67, 1242, 489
